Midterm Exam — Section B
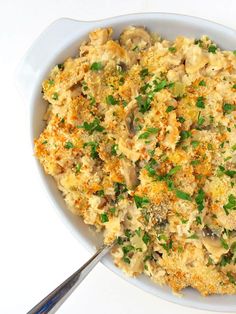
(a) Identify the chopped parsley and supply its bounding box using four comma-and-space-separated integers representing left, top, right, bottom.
106, 95, 118, 105
138, 127, 159, 139
195, 188, 205, 212
153, 79, 167, 92
57, 63, 64, 70
136, 95, 151, 113
220, 255, 231, 267
197, 112, 205, 126
142, 233, 150, 245
167, 165, 182, 176
123, 256, 131, 264
78, 118, 104, 133
134, 195, 150, 208
227, 272, 236, 285
180, 130, 192, 140
175, 189, 191, 201
48, 79, 55, 86
166, 105, 175, 113
90, 62, 103, 71
145, 159, 157, 176
75, 163, 82, 173
232, 144, 236, 151
220, 238, 229, 250
224, 169, 236, 178
208, 45, 217, 53
114, 182, 127, 197
64, 141, 74, 149
187, 233, 199, 239
191, 141, 200, 148
111, 144, 118, 156
199, 80, 206, 86
196, 216, 202, 225
52, 92, 59, 100
140, 68, 149, 79
177, 116, 185, 123
160, 239, 173, 253
168, 47, 176, 53
196, 96, 205, 108
83, 141, 99, 159
223, 103, 236, 114
109, 207, 116, 214
191, 159, 200, 166
135, 227, 142, 237
100, 212, 109, 223
96, 190, 104, 197
194, 39, 203, 47
223, 194, 236, 215
122, 245, 134, 255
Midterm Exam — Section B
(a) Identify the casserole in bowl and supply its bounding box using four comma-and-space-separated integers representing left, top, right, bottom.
16, 13, 236, 312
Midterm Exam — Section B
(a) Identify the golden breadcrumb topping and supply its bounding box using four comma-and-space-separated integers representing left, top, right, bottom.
35, 26, 236, 295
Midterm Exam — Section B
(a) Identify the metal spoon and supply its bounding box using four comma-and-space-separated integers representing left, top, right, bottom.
27, 244, 112, 314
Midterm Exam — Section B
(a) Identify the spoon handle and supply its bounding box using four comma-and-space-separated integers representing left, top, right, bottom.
27, 244, 111, 314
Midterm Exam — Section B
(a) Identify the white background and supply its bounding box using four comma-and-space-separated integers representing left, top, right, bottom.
0, 1, 236, 313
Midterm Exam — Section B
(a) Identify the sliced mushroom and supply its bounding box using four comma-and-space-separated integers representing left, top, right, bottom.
202, 227, 229, 263
119, 26, 152, 51
202, 225, 217, 238
120, 158, 139, 190
70, 83, 81, 98
125, 100, 139, 136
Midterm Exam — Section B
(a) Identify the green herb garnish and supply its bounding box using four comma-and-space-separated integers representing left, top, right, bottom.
106, 95, 118, 105
180, 130, 192, 140
187, 233, 199, 239
111, 144, 118, 156
220, 238, 229, 250
138, 127, 159, 139
227, 272, 236, 285
195, 188, 205, 212
166, 105, 175, 113
78, 118, 104, 134
136, 95, 151, 113
197, 112, 205, 126
134, 195, 150, 208
90, 62, 103, 71
196, 96, 205, 108
223, 194, 236, 215
175, 189, 191, 201
52, 92, 59, 100
208, 45, 217, 53
191, 141, 200, 148
177, 116, 185, 123
75, 163, 82, 173
199, 80, 206, 86
100, 212, 109, 223
64, 141, 74, 149
142, 233, 150, 245
223, 103, 236, 114
168, 47, 176, 53
83, 141, 99, 159
140, 68, 149, 79
191, 159, 200, 166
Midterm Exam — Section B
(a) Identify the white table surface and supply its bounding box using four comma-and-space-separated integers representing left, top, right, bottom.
0, 1, 235, 313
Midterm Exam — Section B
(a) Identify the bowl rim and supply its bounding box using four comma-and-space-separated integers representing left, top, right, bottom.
17, 12, 236, 312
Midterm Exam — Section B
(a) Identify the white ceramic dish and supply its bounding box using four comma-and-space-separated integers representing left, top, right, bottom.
16, 13, 236, 312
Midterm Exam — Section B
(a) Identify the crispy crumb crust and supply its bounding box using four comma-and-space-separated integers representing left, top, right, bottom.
35, 27, 236, 295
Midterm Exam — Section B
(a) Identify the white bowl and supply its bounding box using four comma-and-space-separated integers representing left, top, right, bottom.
16, 13, 236, 312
